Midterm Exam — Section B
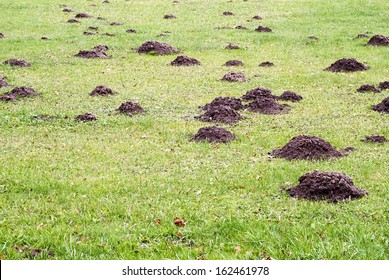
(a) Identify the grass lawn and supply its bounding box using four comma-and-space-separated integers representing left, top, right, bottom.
0, 0, 388, 259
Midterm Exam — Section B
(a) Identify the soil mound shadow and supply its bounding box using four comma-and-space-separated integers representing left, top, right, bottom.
357, 84, 380, 93
221, 72, 247, 82
379, 81, 389, 90
361, 135, 388, 143
75, 45, 110, 59
372, 96, 389, 114
138, 41, 180, 55
255, 26, 272, 32
90, 85, 115, 96
259, 61, 274, 67
278, 91, 303, 102
272, 135, 344, 160
246, 97, 289, 114
324, 58, 368, 72
223, 60, 243, 66
191, 126, 236, 143
366, 35, 389, 46
0, 86, 40, 101
117, 101, 145, 116
202, 97, 244, 111
76, 113, 97, 122
241, 87, 277, 101
0, 76, 8, 87
4, 59, 31, 67
197, 105, 242, 124
171, 56, 200, 66
287, 171, 368, 203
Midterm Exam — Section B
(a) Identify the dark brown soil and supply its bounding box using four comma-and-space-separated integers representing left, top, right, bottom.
41, 37, 49, 40
90, 85, 115, 96
191, 126, 236, 143
246, 97, 289, 114
357, 84, 381, 93
223, 11, 234, 16
75, 45, 110, 59
83, 31, 96, 35
354, 33, 369, 39
76, 113, 97, 122
221, 72, 248, 82
259, 61, 274, 67
241, 87, 277, 101
63, 8, 74, 12
126, 29, 137, 33
197, 105, 242, 124
102, 33, 116, 37
372, 96, 389, 114
223, 60, 243, 66
225, 43, 240, 49
255, 26, 272, 32
89, 26, 99, 30
117, 101, 145, 116
378, 81, 389, 90
0, 33, 5, 38
67, 19, 80, 23
75, 13, 91, 18
272, 135, 344, 160
0, 76, 8, 87
4, 59, 31, 67
171, 56, 201, 66
361, 135, 388, 143
287, 171, 368, 203
202, 97, 244, 111
110, 22, 122, 26
278, 91, 303, 102
235, 25, 248, 30
137, 41, 180, 55
366, 35, 389, 46
164, 14, 176, 19
0, 86, 40, 101
252, 15, 262, 20
324, 58, 368, 72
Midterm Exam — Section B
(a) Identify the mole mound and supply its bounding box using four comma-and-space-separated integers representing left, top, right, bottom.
3, 59, 31, 67
89, 26, 98, 30
0, 33, 5, 38
379, 81, 389, 90
221, 72, 248, 82
0, 76, 8, 87
171, 55, 200, 66
223, 11, 234, 16
246, 97, 289, 114
67, 19, 80, 23
137, 41, 180, 55
164, 14, 176, 19
62, 8, 74, 12
361, 135, 388, 143
202, 97, 244, 111
223, 60, 244, 66
75, 13, 91, 18
83, 31, 96, 35
372, 97, 389, 114
117, 101, 145, 116
225, 43, 239, 49
241, 87, 276, 101
259, 61, 274, 67
252, 15, 262, 20
110, 22, 122, 26
76, 113, 97, 122
287, 171, 368, 203
235, 25, 248, 30
324, 58, 368, 72
357, 84, 380, 93
191, 126, 236, 143
272, 135, 344, 160
278, 91, 303, 102
90, 85, 115, 96
366, 35, 389, 46
75, 45, 110, 59
126, 29, 137, 33
255, 26, 272, 32
0, 86, 40, 101
197, 105, 242, 124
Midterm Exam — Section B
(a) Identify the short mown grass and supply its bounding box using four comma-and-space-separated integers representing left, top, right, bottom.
0, 0, 388, 259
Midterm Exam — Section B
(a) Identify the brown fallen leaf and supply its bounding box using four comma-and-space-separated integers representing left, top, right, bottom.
173, 217, 186, 227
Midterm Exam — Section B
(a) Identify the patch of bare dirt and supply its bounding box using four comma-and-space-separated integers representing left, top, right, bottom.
278, 91, 303, 102
372, 96, 389, 114
164, 14, 176, 19
223, 60, 244, 66
76, 113, 97, 122
196, 105, 243, 124
0, 76, 9, 87
117, 101, 145, 116
255, 26, 272, 32
357, 84, 381, 93
252, 15, 262, 20
223, 11, 234, 16
235, 25, 248, 30
90, 85, 115, 96
75, 45, 110, 59
0, 86, 40, 101
171, 56, 200, 66
258, 61, 274, 67
324, 58, 368, 72
126, 29, 137, 33
191, 126, 236, 143
67, 19, 80, 23
379, 81, 389, 90
366, 34, 389, 46
3, 59, 31, 67
202, 97, 244, 111
225, 43, 240, 49
75, 13, 91, 18
241, 87, 277, 101
83, 31, 96, 35
361, 135, 388, 143
221, 72, 248, 82
137, 41, 180, 55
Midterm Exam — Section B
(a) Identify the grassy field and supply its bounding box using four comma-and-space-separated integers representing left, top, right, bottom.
0, 0, 388, 260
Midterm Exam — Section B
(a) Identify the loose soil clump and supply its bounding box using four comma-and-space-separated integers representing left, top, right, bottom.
197, 105, 242, 124
83, 31, 96, 35
372, 96, 389, 114
361, 135, 388, 143
246, 97, 289, 114
366, 35, 389, 46
76, 113, 97, 122
357, 84, 380, 93
223, 11, 234, 16
75, 13, 91, 18
126, 29, 136, 33
63, 8, 74, 12
241, 87, 277, 101
287, 171, 368, 203
223, 60, 244, 66
110, 22, 122, 26
235, 25, 248, 30
75, 45, 110, 59
117, 101, 145, 116
4, 59, 31, 67
378, 81, 389, 90
191, 126, 236, 143
221, 72, 248, 82
0, 86, 40, 101
164, 14, 176, 19
272, 135, 344, 160
259, 61, 274, 67
90, 85, 115, 96
225, 43, 240, 49
278, 91, 303, 102
0, 33, 5, 38
255, 26, 272, 32
202, 97, 244, 111
171, 56, 201, 66
67, 19, 80, 23
252, 15, 262, 20
324, 58, 368, 72
0, 76, 9, 87
137, 41, 180, 55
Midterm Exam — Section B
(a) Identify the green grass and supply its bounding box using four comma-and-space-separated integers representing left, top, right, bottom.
0, 0, 388, 260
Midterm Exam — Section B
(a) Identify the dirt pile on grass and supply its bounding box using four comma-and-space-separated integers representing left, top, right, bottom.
110, 22, 122, 26
278, 91, 303, 102
221, 72, 248, 82
324, 58, 368, 72
75, 45, 110, 58
191, 126, 236, 143
63, 8, 74, 12
361, 135, 388, 143
4, 59, 31, 67
0, 76, 8, 87
366, 35, 389, 46
272, 135, 344, 160
0, 86, 40, 101
223, 11, 234, 16
255, 26, 272, 32
379, 81, 389, 90
235, 25, 248, 30
357, 84, 380, 93
171, 56, 200, 66
225, 43, 239, 49
246, 97, 289, 114
287, 171, 368, 202
126, 29, 137, 33
372, 97, 389, 114
164, 14, 176, 19
137, 41, 180, 55
117, 101, 145, 116
241, 87, 277, 101
75, 13, 91, 18
90, 85, 115, 96
202, 97, 244, 111
259, 61, 274, 67
83, 31, 96, 35
223, 60, 243, 66
76, 113, 97, 122
197, 105, 242, 124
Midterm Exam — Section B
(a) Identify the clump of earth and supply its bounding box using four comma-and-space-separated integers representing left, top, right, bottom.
75, 45, 110, 59
0, 76, 9, 87
197, 105, 242, 124
372, 96, 389, 114
67, 19, 80, 23
255, 26, 272, 32
63, 8, 74, 12
259, 61, 274, 67
287, 171, 368, 203
90, 85, 115, 96
3, 59, 31, 67
191, 126, 236, 143
235, 25, 248, 30
221, 72, 248, 82
137, 41, 180, 55
272, 135, 344, 160
75, 113, 97, 122
278, 91, 303, 102
0, 33, 5, 38
202, 97, 244, 111
75, 13, 91, 18
117, 101, 145, 116
241, 87, 277, 101
357, 84, 380, 93
366, 34, 389, 46
223, 11, 234, 16
83, 31, 96, 35
171, 56, 200, 66
379, 81, 389, 90
126, 29, 136, 33
223, 60, 244, 66
246, 97, 289, 114
110, 22, 122, 26
0, 86, 40, 101
361, 135, 388, 143
225, 43, 240, 49
324, 58, 368, 72
164, 14, 176, 19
